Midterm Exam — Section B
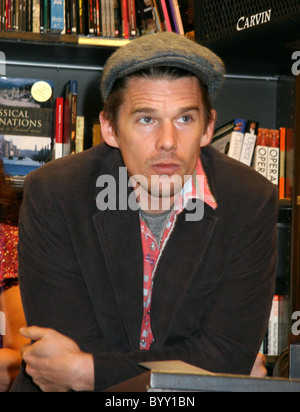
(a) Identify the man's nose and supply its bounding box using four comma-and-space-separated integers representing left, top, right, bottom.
155, 121, 177, 152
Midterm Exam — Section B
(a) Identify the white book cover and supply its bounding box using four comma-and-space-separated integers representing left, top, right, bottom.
240, 132, 257, 166
227, 131, 244, 160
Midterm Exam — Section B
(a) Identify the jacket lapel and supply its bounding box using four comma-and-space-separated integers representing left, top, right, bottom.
92, 154, 145, 351
150, 202, 219, 350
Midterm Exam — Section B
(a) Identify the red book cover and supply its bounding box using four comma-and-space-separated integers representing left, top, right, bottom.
127, 0, 137, 37
121, 0, 129, 38
53, 97, 64, 159
160, 0, 172, 31
279, 128, 286, 199
285, 128, 294, 199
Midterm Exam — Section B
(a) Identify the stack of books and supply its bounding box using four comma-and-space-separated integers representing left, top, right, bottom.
211, 118, 294, 200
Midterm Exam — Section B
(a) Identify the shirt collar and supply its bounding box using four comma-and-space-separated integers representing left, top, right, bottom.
174, 158, 218, 213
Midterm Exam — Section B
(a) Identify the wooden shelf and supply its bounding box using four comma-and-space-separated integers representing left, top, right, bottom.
0, 31, 131, 48
0, 31, 78, 44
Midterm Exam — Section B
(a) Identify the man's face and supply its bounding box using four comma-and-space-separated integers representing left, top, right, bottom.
101, 76, 216, 212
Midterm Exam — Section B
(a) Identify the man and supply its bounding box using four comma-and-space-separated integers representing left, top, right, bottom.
12, 32, 278, 392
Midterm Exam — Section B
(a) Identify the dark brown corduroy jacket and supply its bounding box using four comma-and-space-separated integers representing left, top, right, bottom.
11, 143, 278, 392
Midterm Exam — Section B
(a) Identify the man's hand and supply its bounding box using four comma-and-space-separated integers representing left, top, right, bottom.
20, 327, 94, 392
250, 352, 267, 378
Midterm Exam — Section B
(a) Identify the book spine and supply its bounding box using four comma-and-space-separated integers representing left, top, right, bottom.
27, 0, 33, 31
105, 0, 111, 37
54, 97, 64, 159
239, 132, 257, 166
32, 0, 40, 32
50, 0, 64, 32
101, 0, 106, 37
77, 0, 84, 34
63, 80, 77, 156
268, 295, 279, 356
239, 120, 258, 166
253, 129, 269, 178
7, 0, 11, 30
75, 116, 84, 153
279, 127, 286, 199
152, 0, 163, 32
70, 81, 77, 154
43, 0, 48, 31
70, 0, 77, 33
285, 128, 294, 199
121, 0, 129, 38
87, 0, 94, 34
65, 0, 71, 33
160, 0, 172, 31
267, 129, 280, 186
227, 119, 247, 161
127, 0, 137, 37
227, 130, 244, 160
170, 0, 183, 35
113, 0, 121, 37
109, 0, 114, 37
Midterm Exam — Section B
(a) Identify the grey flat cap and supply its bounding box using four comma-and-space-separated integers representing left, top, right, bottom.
101, 31, 225, 102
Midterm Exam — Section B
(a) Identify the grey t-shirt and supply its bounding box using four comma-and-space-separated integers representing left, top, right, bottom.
139, 208, 173, 246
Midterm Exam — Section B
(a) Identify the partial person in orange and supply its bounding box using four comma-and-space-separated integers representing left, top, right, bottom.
0, 160, 28, 391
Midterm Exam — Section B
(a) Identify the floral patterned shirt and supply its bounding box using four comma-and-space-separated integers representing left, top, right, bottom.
139, 158, 217, 350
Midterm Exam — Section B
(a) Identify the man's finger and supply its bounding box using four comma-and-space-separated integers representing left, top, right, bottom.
20, 326, 49, 341
20, 342, 32, 356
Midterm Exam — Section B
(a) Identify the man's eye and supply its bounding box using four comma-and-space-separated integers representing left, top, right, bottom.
139, 117, 153, 124
178, 115, 192, 124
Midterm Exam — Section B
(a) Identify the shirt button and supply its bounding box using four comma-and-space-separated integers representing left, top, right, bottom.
150, 241, 156, 251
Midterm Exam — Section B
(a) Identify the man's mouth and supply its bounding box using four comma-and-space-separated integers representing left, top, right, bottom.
150, 162, 181, 175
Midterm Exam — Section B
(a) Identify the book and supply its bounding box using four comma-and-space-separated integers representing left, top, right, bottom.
75, 115, 84, 153
285, 128, 294, 199
160, 0, 172, 31
169, 0, 184, 35
211, 118, 247, 161
113, 0, 122, 37
121, 0, 130, 38
239, 120, 258, 166
0, 77, 54, 177
50, 0, 64, 33
127, 0, 137, 36
279, 127, 286, 199
267, 129, 280, 186
116, 360, 300, 392
53, 97, 64, 159
268, 295, 289, 356
252, 128, 269, 179
63, 80, 77, 156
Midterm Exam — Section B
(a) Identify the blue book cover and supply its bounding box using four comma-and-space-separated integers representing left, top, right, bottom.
0, 78, 54, 177
50, 0, 65, 32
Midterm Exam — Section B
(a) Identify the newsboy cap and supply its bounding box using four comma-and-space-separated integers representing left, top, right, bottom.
101, 31, 225, 102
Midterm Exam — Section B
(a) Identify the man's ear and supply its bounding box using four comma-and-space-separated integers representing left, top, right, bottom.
200, 109, 217, 148
99, 111, 120, 148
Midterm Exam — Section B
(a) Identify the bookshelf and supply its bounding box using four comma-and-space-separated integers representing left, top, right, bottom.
0, 0, 299, 370
199, 33, 300, 320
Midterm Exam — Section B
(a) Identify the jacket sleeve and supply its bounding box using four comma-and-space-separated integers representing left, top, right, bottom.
15, 170, 108, 391
92, 185, 279, 391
